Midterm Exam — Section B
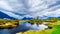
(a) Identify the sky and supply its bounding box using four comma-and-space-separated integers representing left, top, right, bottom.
0, 0, 60, 19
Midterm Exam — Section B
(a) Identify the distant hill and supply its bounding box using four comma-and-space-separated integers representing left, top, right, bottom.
22, 17, 32, 20
0, 11, 16, 20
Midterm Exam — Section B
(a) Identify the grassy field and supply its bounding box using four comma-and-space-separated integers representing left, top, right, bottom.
0, 18, 60, 34
16, 19, 60, 34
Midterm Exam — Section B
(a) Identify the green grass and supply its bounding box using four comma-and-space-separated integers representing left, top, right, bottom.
16, 20, 60, 34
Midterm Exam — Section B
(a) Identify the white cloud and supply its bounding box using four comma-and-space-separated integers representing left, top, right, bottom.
0, 0, 60, 19
1, 10, 24, 19
45, 9, 60, 17
31, 0, 60, 17
0, 1, 13, 11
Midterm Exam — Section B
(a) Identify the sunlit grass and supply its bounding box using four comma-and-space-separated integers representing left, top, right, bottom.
0, 18, 60, 34
16, 29, 52, 34
16, 19, 60, 34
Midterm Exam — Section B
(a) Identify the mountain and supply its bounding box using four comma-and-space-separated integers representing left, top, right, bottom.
22, 17, 32, 20
0, 11, 16, 20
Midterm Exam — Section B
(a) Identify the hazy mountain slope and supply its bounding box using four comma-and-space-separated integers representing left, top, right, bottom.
0, 11, 16, 19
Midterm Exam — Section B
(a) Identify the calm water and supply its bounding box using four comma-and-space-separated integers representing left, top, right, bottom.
0, 22, 31, 34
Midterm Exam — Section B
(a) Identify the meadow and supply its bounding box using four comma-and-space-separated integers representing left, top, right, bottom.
0, 18, 60, 34
16, 17, 60, 34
